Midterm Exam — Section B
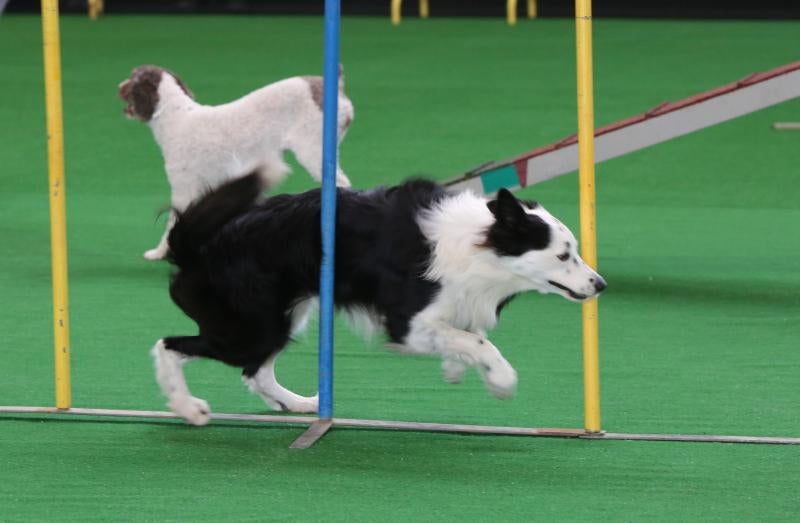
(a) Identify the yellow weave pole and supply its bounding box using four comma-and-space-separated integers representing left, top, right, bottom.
527, 0, 538, 19
41, 0, 72, 409
575, 0, 601, 433
88, 0, 104, 21
507, 0, 518, 26
391, 0, 402, 25
419, 0, 429, 19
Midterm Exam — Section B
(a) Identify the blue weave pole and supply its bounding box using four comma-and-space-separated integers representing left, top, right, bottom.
318, 0, 341, 421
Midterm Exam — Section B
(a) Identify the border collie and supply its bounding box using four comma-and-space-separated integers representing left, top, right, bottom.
118, 65, 354, 261
151, 174, 606, 425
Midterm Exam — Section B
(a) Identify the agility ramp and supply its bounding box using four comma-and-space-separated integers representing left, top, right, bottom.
445, 61, 800, 195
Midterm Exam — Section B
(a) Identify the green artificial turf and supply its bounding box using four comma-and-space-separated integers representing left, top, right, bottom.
0, 14, 798, 522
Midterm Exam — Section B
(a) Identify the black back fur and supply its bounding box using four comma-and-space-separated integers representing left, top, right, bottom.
164, 174, 446, 376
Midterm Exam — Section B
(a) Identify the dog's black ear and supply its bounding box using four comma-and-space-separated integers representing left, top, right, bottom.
488, 188, 526, 225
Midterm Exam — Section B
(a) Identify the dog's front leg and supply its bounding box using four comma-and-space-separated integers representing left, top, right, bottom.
144, 210, 176, 261
404, 320, 517, 398
440, 328, 487, 384
335, 166, 352, 188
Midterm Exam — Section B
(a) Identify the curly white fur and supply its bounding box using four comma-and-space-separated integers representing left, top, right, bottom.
121, 67, 354, 260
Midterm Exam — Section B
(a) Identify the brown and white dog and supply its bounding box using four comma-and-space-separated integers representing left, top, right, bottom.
119, 65, 354, 260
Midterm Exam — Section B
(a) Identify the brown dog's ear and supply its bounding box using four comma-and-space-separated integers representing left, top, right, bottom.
131, 78, 160, 121
487, 188, 526, 226
171, 73, 194, 100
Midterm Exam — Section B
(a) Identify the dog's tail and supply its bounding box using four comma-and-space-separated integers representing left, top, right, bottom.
166, 173, 264, 268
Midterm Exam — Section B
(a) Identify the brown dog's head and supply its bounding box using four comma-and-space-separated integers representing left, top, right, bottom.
118, 65, 193, 122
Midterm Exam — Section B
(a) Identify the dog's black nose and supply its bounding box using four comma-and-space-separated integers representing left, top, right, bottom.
594, 277, 607, 293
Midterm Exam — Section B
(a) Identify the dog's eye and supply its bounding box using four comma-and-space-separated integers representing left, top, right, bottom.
557, 252, 570, 262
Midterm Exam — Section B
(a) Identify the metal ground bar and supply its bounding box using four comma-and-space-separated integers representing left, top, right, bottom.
1, 406, 797, 445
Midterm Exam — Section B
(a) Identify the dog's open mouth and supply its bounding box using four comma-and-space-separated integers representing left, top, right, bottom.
547, 280, 588, 301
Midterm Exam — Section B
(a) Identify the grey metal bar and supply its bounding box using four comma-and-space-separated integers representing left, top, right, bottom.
290, 419, 334, 449
1, 406, 797, 445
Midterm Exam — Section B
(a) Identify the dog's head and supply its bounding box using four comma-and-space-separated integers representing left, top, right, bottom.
118, 65, 193, 122
485, 189, 606, 302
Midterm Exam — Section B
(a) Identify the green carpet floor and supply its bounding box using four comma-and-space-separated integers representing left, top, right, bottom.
0, 14, 798, 522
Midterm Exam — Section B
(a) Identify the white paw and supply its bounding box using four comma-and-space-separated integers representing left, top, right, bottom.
262, 396, 287, 412
169, 396, 211, 426
144, 247, 167, 261
479, 358, 518, 399
441, 357, 468, 384
336, 174, 352, 188
288, 393, 319, 414
263, 393, 318, 414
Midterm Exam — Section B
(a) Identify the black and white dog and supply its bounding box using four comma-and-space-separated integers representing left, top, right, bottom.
152, 174, 606, 425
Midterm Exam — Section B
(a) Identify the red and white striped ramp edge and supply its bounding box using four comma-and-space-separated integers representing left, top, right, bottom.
445, 61, 800, 195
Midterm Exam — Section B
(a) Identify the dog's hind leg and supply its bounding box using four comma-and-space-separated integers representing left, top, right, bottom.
291, 139, 351, 188
256, 154, 291, 187
243, 352, 318, 413
151, 337, 212, 426
144, 210, 176, 261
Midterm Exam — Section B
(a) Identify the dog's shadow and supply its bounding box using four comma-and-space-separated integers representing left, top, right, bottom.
1, 415, 654, 489
147, 420, 601, 485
